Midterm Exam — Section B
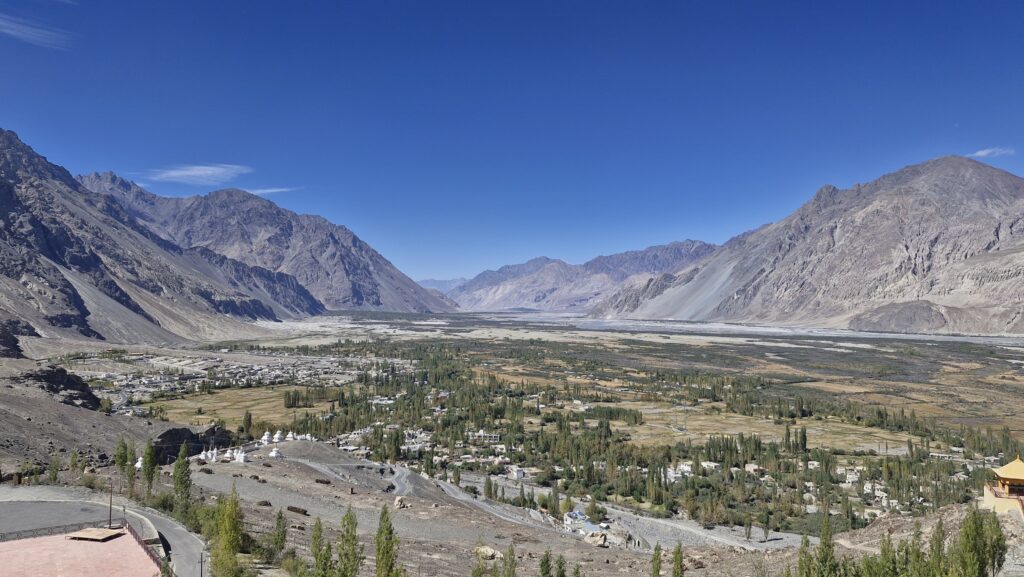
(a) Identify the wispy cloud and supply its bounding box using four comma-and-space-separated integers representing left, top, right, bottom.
967, 147, 1015, 159
248, 187, 299, 195
0, 13, 69, 49
148, 164, 253, 186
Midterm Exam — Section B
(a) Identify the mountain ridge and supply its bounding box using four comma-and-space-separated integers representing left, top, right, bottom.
78, 172, 454, 314
595, 156, 1024, 334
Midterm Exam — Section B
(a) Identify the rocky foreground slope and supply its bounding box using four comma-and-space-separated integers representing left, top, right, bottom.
448, 241, 716, 311
79, 172, 454, 314
596, 157, 1024, 335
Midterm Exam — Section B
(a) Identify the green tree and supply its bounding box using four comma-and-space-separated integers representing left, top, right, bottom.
172, 442, 192, 520
241, 410, 253, 436
48, 455, 60, 484
501, 543, 517, 577
814, 517, 839, 577
984, 510, 1007, 577
927, 518, 945, 577
212, 485, 244, 577
651, 543, 662, 577
539, 550, 552, 577
760, 508, 771, 543
312, 517, 334, 577
555, 555, 567, 577
114, 438, 129, 474
561, 496, 574, 515
375, 506, 405, 577
671, 543, 685, 577
337, 506, 364, 577
472, 553, 489, 577
262, 509, 287, 564
142, 439, 158, 498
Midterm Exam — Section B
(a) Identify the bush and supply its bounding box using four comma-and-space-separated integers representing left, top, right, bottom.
80, 473, 101, 490
149, 491, 175, 513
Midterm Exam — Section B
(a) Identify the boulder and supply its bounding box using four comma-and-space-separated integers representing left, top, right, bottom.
475, 546, 504, 560
584, 532, 608, 547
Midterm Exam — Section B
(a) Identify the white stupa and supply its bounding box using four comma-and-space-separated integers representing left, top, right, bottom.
224, 448, 234, 460
269, 447, 283, 459
234, 450, 247, 463
211, 448, 219, 461
134, 456, 143, 470
273, 430, 283, 443
286, 431, 296, 441
261, 431, 272, 444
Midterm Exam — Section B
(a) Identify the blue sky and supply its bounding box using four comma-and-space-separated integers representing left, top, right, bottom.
2, 1, 1022, 280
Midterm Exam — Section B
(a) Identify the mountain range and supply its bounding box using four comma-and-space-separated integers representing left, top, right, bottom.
5, 127, 1024, 344
441, 241, 717, 311
0, 129, 450, 352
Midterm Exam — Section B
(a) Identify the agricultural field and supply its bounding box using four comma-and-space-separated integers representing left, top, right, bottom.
145, 384, 340, 428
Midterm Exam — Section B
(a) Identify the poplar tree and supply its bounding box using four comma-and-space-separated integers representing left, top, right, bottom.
671, 543, 685, 577
114, 438, 129, 474
651, 543, 662, 577
312, 518, 334, 577
212, 485, 243, 577
172, 442, 192, 519
375, 506, 405, 577
539, 550, 552, 577
501, 544, 517, 577
142, 439, 158, 498
337, 506, 364, 577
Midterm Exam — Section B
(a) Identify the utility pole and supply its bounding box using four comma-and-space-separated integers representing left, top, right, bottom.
199, 552, 203, 577
108, 479, 113, 528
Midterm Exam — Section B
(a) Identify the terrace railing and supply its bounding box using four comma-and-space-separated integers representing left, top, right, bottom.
0, 518, 121, 542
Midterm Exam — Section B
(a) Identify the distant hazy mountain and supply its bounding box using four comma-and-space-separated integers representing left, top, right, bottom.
79, 172, 454, 314
595, 157, 1024, 335
449, 241, 716, 311
418, 278, 468, 293
0, 129, 323, 345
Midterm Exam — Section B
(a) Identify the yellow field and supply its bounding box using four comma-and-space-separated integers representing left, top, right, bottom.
592, 400, 930, 455
144, 384, 336, 428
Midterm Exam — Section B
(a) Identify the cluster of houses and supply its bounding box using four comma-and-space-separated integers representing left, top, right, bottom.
74, 350, 359, 413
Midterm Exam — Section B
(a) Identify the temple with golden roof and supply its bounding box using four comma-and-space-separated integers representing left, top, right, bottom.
982, 457, 1024, 514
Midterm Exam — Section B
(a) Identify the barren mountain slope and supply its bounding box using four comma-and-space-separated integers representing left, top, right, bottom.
79, 172, 454, 313
598, 157, 1024, 334
0, 129, 323, 345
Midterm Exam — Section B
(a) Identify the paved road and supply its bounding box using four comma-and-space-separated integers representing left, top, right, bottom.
436, 479, 555, 531
0, 486, 205, 577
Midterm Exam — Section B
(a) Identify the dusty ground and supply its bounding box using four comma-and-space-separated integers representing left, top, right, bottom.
0, 378, 177, 474
191, 440, 667, 577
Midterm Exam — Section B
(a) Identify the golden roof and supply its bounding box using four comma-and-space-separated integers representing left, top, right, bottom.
993, 457, 1024, 480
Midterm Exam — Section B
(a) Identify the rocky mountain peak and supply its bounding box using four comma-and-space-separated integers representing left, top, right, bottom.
0, 129, 78, 187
